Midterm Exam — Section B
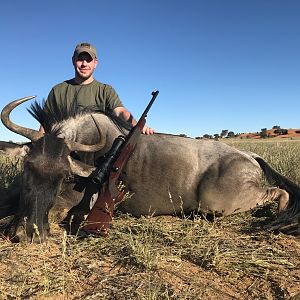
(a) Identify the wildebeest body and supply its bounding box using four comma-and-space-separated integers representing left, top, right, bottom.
119, 134, 260, 216
57, 113, 290, 217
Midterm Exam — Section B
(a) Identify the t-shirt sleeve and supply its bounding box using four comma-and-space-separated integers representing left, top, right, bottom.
104, 85, 123, 111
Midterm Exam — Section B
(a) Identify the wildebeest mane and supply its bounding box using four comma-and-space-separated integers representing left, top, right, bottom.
27, 98, 132, 135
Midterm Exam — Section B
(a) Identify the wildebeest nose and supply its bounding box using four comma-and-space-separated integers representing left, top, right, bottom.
13, 223, 48, 243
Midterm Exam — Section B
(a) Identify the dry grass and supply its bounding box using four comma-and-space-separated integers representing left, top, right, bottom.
0, 140, 300, 299
0, 156, 22, 188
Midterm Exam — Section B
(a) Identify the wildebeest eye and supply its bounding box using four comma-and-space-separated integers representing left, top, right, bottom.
24, 160, 36, 169
24, 186, 32, 193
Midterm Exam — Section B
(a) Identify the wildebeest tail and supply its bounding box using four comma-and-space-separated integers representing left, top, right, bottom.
253, 155, 300, 216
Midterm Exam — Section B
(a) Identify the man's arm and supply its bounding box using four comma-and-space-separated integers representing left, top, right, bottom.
113, 106, 154, 135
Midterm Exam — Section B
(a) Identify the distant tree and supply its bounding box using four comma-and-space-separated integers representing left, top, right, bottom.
274, 128, 288, 135
259, 129, 268, 138
220, 130, 228, 138
179, 134, 187, 137
272, 125, 281, 130
195, 136, 202, 140
203, 134, 213, 139
260, 133, 267, 138
214, 134, 220, 140
227, 131, 235, 138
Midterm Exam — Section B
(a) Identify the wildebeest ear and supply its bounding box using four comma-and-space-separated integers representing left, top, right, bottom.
0, 142, 30, 157
67, 156, 96, 177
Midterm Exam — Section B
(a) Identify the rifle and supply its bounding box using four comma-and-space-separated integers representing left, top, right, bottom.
80, 90, 159, 236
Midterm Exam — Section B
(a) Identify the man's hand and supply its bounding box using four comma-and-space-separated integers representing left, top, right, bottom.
142, 124, 154, 135
113, 106, 154, 135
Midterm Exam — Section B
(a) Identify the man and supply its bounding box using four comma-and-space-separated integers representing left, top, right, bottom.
41, 42, 154, 134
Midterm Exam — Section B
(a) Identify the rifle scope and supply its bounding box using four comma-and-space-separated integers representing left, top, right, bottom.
92, 135, 125, 185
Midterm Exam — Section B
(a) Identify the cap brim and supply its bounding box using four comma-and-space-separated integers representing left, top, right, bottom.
74, 49, 96, 60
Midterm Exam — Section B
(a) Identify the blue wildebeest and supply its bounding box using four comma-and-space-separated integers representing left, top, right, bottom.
1, 96, 300, 242
0, 141, 22, 222
0, 141, 28, 157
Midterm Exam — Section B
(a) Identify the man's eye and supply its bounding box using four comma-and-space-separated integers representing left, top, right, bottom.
77, 57, 92, 63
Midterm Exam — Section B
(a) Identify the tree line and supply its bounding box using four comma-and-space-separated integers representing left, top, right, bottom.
196, 125, 289, 140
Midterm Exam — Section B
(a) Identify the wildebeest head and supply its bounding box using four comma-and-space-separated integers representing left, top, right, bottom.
1, 97, 103, 242
15, 134, 71, 242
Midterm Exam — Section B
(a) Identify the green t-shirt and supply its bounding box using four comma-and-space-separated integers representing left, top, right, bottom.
45, 79, 123, 113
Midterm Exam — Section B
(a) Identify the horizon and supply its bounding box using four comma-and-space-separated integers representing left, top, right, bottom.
3, 122, 300, 143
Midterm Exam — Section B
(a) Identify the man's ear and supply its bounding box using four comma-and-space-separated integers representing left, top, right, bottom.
94, 58, 98, 69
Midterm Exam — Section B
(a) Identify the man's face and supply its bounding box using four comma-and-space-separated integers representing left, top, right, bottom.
73, 52, 98, 80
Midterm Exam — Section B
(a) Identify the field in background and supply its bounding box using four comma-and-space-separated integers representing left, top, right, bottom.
0, 140, 300, 299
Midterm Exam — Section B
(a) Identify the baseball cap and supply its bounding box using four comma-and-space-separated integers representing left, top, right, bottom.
73, 42, 97, 60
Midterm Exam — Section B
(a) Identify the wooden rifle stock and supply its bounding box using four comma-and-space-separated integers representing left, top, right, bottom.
81, 91, 159, 236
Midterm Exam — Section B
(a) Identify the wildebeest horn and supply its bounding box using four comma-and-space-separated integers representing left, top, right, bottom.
2, 96, 106, 152
1, 96, 43, 142
67, 156, 96, 177
65, 138, 106, 153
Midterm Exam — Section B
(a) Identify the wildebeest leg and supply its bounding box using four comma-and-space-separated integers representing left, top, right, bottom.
198, 155, 289, 216
0, 173, 21, 219
0, 189, 19, 217
0, 191, 19, 236
262, 187, 289, 211
62, 182, 99, 235
231, 186, 290, 214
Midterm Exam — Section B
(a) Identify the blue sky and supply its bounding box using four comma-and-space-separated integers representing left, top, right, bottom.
1, 0, 299, 142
